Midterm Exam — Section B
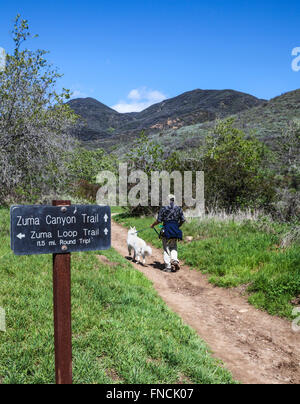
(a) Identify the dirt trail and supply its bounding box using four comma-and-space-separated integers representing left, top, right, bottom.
110, 220, 300, 384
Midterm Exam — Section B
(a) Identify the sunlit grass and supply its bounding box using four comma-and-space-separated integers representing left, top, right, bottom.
115, 213, 300, 319
0, 208, 235, 384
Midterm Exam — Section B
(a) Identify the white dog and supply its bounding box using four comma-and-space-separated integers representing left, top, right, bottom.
127, 226, 152, 265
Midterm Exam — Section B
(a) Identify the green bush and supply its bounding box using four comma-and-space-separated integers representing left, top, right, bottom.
202, 118, 276, 210
66, 147, 118, 201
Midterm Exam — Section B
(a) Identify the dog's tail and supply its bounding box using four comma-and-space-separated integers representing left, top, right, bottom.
144, 245, 152, 257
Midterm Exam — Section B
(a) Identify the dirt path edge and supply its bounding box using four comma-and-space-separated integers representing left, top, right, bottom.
110, 220, 300, 384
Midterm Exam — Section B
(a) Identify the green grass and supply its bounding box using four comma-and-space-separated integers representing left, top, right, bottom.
0, 208, 235, 384
115, 213, 300, 319
110, 205, 126, 214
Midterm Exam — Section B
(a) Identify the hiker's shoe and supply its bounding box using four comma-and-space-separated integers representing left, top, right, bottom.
163, 266, 172, 273
171, 260, 180, 271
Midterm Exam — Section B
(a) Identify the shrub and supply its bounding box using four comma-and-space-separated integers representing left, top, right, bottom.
280, 226, 300, 248
0, 15, 78, 204
202, 118, 276, 210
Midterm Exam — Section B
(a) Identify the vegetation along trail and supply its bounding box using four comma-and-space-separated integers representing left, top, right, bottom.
111, 219, 300, 384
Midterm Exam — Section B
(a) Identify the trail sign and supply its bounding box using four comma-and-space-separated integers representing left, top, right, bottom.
10, 204, 111, 255
10, 201, 112, 384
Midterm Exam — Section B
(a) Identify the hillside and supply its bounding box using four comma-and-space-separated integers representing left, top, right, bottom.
235, 89, 300, 145
68, 88, 300, 154
141, 89, 300, 154
68, 89, 265, 149
67, 97, 135, 142
121, 89, 264, 131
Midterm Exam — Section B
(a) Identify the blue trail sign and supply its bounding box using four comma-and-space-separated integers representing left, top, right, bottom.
10, 204, 111, 255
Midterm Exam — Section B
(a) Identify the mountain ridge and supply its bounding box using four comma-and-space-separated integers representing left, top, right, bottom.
67, 88, 266, 148
139, 88, 300, 155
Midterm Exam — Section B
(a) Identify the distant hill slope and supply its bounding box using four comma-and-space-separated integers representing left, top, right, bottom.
67, 89, 265, 149
235, 89, 300, 144
67, 97, 135, 142
135, 89, 300, 155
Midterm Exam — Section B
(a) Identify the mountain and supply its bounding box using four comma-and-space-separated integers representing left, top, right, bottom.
234, 89, 300, 145
67, 89, 265, 149
132, 89, 264, 129
142, 89, 300, 155
67, 97, 135, 142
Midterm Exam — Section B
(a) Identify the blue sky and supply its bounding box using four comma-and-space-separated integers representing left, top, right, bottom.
0, 0, 299, 111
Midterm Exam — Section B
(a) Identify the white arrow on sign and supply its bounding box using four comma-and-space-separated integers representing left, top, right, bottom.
104, 214, 108, 222
104, 228, 108, 236
17, 233, 25, 240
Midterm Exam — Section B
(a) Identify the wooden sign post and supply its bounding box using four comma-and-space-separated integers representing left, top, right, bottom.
10, 201, 111, 384
52, 200, 72, 384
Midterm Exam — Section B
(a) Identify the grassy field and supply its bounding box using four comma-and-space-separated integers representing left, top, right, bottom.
0, 208, 235, 384
115, 213, 300, 319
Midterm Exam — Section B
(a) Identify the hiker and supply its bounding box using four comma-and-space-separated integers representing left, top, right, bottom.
150, 194, 185, 272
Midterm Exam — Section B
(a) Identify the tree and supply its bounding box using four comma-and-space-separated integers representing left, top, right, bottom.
0, 15, 78, 204
274, 120, 300, 221
203, 118, 275, 210
67, 147, 117, 184
124, 131, 165, 215
126, 131, 164, 176
66, 147, 118, 201
277, 120, 300, 190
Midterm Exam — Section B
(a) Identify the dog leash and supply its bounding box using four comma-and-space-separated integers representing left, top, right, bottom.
152, 227, 161, 237
134, 226, 163, 239
135, 227, 161, 238
135, 227, 150, 234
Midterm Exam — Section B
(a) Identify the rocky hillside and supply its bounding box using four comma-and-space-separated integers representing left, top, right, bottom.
68, 89, 265, 149
136, 89, 300, 155
235, 89, 300, 144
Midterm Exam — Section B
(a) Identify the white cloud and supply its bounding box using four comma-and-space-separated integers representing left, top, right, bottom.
70, 85, 95, 99
128, 89, 141, 100
112, 87, 167, 113
70, 89, 88, 99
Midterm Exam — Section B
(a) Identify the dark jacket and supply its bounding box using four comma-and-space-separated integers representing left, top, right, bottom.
158, 204, 185, 240
163, 221, 183, 240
